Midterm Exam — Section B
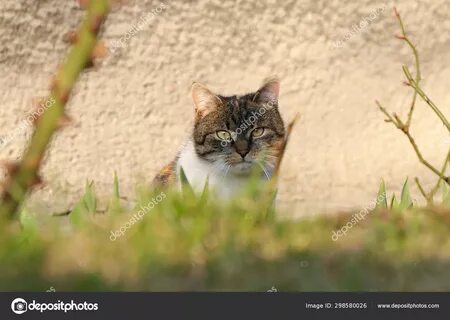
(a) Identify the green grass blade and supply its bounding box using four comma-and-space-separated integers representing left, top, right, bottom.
376, 179, 388, 209
19, 207, 37, 231
109, 171, 122, 215
179, 166, 195, 197
390, 193, 399, 210
198, 176, 209, 206
69, 180, 96, 226
399, 178, 413, 210
443, 183, 450, 205
83, 180, 97, 214
113, 171, 120, 200
69, 198, 88, 226
265, 189, 278, 221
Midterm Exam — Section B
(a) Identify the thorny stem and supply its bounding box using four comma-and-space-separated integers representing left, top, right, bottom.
0, 0, 109, 219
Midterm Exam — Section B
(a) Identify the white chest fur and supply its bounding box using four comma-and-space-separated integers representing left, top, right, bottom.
176, 140, 252, 200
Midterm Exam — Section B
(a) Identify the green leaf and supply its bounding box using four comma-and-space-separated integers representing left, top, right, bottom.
69, 198, 88, 226
197, 176, 209, 207
179, 166, 195, 197
69, 180, 96, 226
19, 208, 37, 231
83, 180, 97, 214
390, 193, 399, 210
443, 183, 450, 205
265, 189, 278, 221
376, 179, 388, 209
113, 171, 120, 200
109, 171, 122, 215
399, 178, 413, 210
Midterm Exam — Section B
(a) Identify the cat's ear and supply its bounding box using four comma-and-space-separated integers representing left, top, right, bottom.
254, 78, 280, 106
191, 83, 222, 117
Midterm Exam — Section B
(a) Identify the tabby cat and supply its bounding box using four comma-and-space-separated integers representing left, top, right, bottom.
153, 79, 285, 199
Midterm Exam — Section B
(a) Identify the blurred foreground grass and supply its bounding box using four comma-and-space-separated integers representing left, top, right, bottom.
0, 179, 450, 291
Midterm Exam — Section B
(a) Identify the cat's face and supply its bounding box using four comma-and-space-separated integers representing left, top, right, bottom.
191, 79, 285, 177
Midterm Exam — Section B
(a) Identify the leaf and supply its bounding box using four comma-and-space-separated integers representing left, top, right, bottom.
69, 198, 88, 226
197, 176, 209, 207
390, 193, 399, 210
399, 178, 413, 210
265, 189, 278, 221
69, 180, 96, 226
179, 166, 195, 197
83, 180, 97, 214
113, 171, 120, 200
108, 171, 122, 215
443, 183, 450, 205
376, 179, 388, 209
19, 208, 37, 231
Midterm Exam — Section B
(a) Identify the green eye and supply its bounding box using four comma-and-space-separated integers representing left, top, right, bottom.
251, 127, 265, 138
216, 130, 231, 141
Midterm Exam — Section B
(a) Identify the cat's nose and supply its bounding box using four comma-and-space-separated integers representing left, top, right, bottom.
236, 149, 249, 159
234, 138, 249, 159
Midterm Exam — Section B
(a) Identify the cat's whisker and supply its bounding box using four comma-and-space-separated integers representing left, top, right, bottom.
258, 163, 271, 181
214, 161, 226, 175
223, 164, 231, 179
264, 162, 276, 169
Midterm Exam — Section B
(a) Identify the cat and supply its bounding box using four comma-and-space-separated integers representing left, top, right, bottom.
153, 78, 286, 199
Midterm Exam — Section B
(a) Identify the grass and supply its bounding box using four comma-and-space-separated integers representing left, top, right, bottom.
1, 177, 450, 292
0, 5, 449, 292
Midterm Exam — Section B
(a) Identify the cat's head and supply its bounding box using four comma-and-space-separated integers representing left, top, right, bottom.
191, 79, 285, 177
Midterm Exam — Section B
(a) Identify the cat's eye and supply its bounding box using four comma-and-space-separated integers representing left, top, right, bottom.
216, 130, 231, 141
251, 127, 265, 138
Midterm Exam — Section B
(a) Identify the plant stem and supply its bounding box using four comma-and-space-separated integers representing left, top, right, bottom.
415, 177, 430, 202
403, 66, 450, 132
376, 8, 450, 203
0, 0, 109, 219
395, 9, 421, 128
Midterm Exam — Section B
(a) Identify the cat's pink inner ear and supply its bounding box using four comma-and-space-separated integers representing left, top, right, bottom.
191, 83, 221, 117
257, 79, 280, 105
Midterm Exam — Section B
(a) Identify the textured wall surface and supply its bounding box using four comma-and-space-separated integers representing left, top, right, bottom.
0, 0, 448, 216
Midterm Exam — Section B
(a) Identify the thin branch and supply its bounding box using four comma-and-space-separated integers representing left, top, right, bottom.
394, 7, 421, 128
402, 129, 446, 182
403, 66, 450, 132
414, 177, 430, 202
429, 150, 450, 200
378, 101, 449, 185
376, 8, 450, 204
376, 101, 401, 128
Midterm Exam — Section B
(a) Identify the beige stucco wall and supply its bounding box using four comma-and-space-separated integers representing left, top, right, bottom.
0, 0, 448, 216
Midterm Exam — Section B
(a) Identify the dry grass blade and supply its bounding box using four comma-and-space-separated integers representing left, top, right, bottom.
273, 113, 300, 177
